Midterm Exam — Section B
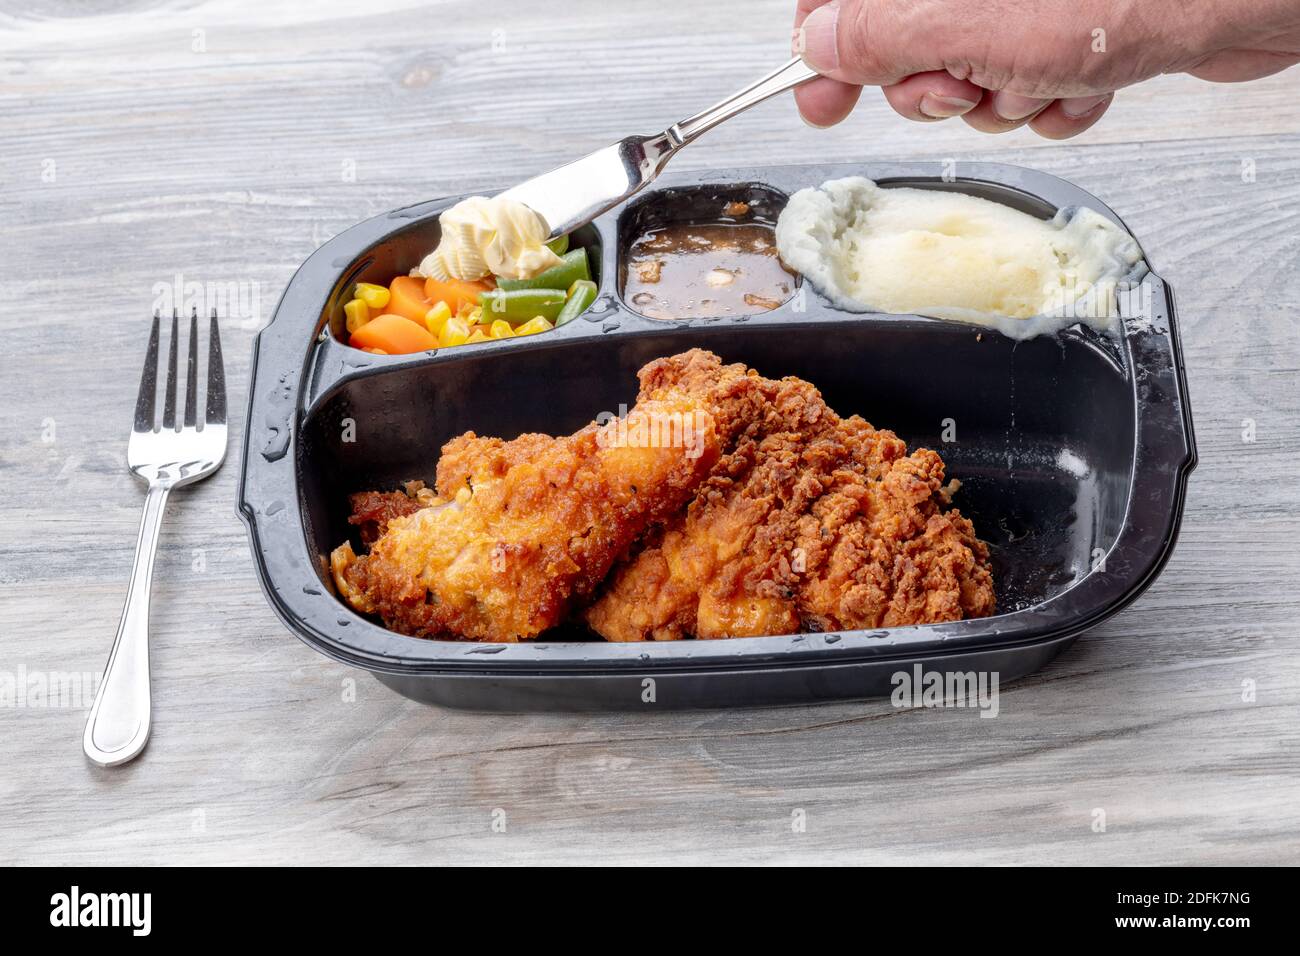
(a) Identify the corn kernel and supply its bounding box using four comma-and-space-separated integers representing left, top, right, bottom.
489, 319, 513, 339
466, 329, 490, 344
355, 282, 391, 310
424, 301, 452, 336
439, 316, 470, 348
515, 316, 553, 336
467, 306, 483, 324
344, 298, 370, 333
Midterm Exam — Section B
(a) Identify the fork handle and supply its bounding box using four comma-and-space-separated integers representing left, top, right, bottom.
83, 483, 169, 767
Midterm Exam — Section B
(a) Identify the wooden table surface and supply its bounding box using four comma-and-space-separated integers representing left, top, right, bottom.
3, 0, 1298, 866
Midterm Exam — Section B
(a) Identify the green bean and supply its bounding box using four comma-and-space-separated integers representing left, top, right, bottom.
479, 288, 567, 324
555, 280, 598, 326
546, 234, 569, 256
496, 248, 591, 292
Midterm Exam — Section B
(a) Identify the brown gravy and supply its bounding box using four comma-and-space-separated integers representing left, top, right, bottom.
624, 222, 797, 320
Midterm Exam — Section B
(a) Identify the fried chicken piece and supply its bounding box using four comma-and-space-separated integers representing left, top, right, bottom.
432, 432, 557, 500
330, 394, 720, 642
346, 488, 430, 546
584, 350, 995, 641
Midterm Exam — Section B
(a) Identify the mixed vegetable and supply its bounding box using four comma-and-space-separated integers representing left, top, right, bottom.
342, 237, 598, 354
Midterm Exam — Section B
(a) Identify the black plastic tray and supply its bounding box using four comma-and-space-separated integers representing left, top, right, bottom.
237, 162, 1197, 711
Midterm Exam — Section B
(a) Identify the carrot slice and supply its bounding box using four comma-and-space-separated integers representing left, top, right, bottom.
349, 313, 438, 354
424, 275, 494, 313
383, 275, 433, 323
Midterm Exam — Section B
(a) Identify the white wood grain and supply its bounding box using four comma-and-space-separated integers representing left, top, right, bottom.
1, 0, 1298, 865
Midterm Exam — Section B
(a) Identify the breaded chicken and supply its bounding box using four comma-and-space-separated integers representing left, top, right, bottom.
331, 394, 720, 642
584, 351, 995, 640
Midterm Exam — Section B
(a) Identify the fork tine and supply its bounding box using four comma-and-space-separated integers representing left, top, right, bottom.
206, 309, 227, 425
134, 312, 161, 432
162, 309, 179, 430
184, 307, 199, 427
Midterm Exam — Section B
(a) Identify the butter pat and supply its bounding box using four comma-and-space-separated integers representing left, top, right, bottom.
418, 196, 562, 282
775, 176, 1142, 339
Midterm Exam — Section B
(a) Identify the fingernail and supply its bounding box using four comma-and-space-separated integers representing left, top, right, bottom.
795, 2, 840, 74
992, 91, 1048, 121
1060, 93, 1110, 118
919, 93, 977, 119
798, 110, 836, 130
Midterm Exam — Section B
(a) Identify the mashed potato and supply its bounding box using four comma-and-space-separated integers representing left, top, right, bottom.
775, 176, 1143, 338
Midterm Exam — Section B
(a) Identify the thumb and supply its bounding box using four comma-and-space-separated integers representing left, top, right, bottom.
795, 0, 934, 86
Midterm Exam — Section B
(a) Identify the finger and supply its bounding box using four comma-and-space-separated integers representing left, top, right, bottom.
1185, 49, 1300, 82
793, 0, 862, 128
961, 90, 1053, 134
795, 75, 863, 127
794, 0, 939, 86
793, 0, 834, 28
792, 0, 836, 48
881, 70, 983, 122
1027, 93, 1114, 139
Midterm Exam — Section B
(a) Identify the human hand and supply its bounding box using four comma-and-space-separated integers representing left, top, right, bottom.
792, 0, 1300, 138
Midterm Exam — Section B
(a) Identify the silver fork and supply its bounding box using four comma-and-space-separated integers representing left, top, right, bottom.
83, 309, 227, 767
